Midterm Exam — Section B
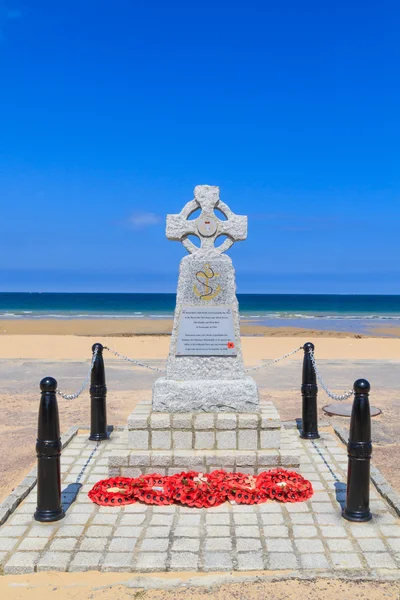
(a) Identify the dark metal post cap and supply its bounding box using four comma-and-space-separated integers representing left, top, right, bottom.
303, 342, 315, 352
353, 379, 371, 394
92, 343, 104, 353
40, 377, 58, 392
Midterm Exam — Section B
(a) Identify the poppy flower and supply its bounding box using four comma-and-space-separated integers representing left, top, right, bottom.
227, 342, 235, 349
88, 468, 313, 508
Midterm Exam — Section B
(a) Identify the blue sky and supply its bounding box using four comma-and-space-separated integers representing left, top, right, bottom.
0, 0, 399, 293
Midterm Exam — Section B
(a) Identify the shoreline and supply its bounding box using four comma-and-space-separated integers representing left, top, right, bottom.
0, 317, 398, 338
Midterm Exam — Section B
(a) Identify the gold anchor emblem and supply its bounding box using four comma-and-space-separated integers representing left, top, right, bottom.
193, 263, 222, 300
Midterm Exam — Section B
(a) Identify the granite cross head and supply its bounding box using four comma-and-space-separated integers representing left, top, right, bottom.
166, 185, 248, 254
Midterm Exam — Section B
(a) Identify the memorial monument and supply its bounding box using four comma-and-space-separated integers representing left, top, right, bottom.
152, 184, 259, 412
110, 186, 299, 475
105, 185, 299, 477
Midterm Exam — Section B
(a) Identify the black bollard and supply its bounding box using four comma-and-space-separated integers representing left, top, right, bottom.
34, 377, 65, 522
89, 343, 108, 441
300, 342, 320, 439
342, 379, 372, 522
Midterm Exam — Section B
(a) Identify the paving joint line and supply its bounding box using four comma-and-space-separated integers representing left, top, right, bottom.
67, 443, 106, 572
300, 436, 373, 576
199, 506, 207, 572
254, 504, 268, 570
300, 438, 337, 573
311, 440, 340, 483
128, 504, 152, 572
165, 505, 180, 572
228, 506, 239, 571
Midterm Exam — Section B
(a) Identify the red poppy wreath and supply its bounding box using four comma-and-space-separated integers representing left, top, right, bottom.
88, 477, 136, 506
133, 474, 175, 506
88, 469, 313, 507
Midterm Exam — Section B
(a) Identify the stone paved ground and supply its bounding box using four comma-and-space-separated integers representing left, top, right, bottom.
1, 427, 400, 577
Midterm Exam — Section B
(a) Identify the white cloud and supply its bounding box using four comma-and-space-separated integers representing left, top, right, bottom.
127, 212, 161, 229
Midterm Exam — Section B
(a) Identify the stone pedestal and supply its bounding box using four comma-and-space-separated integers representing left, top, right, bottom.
151, 185, 259, 413
152, 251, 259, 412
110, 399, 300, 477
153, 377, 258, 413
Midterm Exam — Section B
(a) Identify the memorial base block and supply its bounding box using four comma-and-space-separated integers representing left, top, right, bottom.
152, 377, 259, 413
108, 399, 300, 477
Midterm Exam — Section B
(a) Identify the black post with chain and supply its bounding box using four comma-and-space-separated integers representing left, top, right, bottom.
89, 343, 108, 441
343, 379, 372, 522
300, 342, 320, 439
34, 377, 65, 522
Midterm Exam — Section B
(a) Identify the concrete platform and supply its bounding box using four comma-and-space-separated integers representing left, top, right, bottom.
1, 427, 400, 577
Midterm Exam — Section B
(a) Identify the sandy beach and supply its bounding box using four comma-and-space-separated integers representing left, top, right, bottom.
0, 317, 381, 337
0, 332, 400, 362
0, 318, 400, 361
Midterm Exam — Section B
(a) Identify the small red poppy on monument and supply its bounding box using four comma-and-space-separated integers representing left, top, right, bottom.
227, 342, 235, 349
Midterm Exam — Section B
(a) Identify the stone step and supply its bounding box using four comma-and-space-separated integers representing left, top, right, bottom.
128, 400, 282, 452
108, 449, 300, 478
128, 428, 281, 451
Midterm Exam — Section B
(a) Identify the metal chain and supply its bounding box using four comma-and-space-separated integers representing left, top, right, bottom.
56, 346, 99, 400
106, 344, 302, 374
245, 346, 303, 373
103, 346, 166, 373
76, 441, 101, 485
309, 349, 354, 401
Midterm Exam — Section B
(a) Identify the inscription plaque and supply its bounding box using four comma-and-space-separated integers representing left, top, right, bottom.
176, 306, 237, 356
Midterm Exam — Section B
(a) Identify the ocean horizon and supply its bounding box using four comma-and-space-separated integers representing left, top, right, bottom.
0, 293, 399, 330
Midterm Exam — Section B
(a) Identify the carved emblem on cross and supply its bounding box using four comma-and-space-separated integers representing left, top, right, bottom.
166, 185, 248, 254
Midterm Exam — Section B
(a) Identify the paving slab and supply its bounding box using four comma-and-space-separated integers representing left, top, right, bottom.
0, 428, 400, 579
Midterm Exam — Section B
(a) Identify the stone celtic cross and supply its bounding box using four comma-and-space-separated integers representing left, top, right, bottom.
153, 184, 259, 412
166, 185, 248, 254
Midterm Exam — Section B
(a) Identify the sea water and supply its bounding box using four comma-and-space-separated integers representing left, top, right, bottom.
0, 293, 399, 335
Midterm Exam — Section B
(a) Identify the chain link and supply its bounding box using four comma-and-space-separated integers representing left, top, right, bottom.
56, 346, 99, 400
55, 343, 353, 403
245, 346, 303, 373
76, 441, 101, 485
309, 349, 354, 401
106, 345, 303, 374
103, 346, 166, 373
